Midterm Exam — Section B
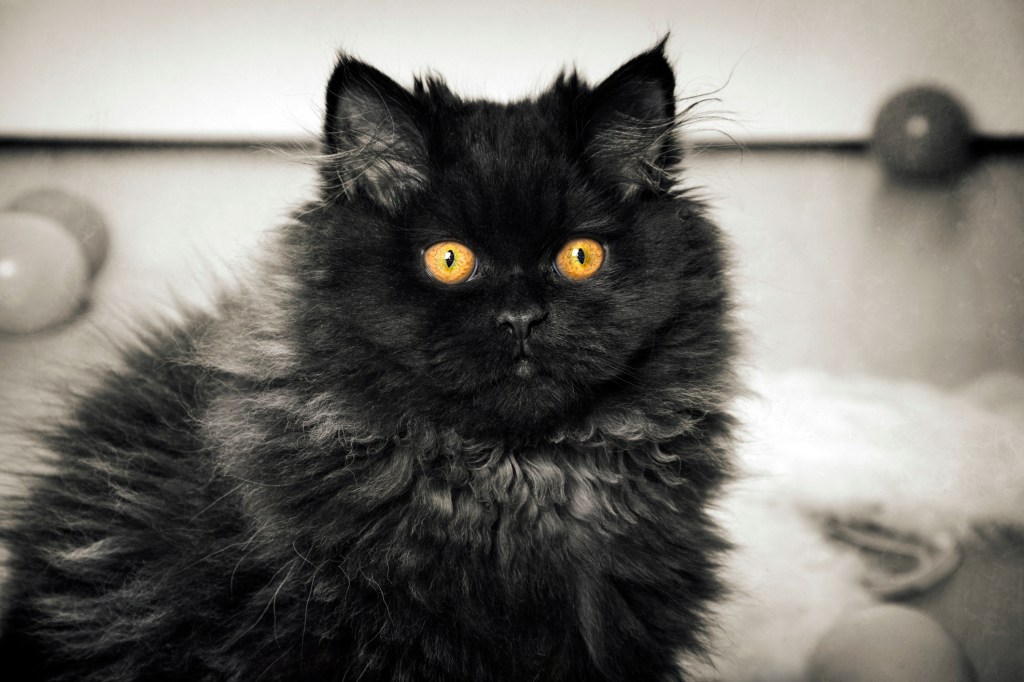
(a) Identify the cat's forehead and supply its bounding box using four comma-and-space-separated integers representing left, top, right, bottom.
438, 99, 566, 165
418, 99, 605, 252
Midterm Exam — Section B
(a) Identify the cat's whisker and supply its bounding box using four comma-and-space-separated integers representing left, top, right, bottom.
178, 538, 253, 574
299, 562, 321, 661
229, 531, 261, 593
186, 483, 244, 523
230, 559, 298, 646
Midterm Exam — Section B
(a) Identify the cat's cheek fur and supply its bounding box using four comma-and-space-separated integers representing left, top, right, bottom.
0, 41, 737, 682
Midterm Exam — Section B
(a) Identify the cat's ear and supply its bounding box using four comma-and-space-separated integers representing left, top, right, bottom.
580, 40, 679, 197
322, 55, 427, 211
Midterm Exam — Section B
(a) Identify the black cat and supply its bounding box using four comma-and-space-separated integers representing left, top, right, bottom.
0, 41, 737, 681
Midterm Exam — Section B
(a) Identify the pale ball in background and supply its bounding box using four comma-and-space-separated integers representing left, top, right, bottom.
0, 212, 90, 335
6, 188, 110, 278
807, 604, 976, 682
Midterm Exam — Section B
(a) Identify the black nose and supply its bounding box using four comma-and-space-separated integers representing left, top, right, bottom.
497, 307, 547, 342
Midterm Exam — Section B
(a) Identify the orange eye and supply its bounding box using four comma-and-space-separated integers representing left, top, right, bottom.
424, 241, 476, 284
555, 237, 605, 281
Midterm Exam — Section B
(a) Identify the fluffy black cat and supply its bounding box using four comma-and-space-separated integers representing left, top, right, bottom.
0, 42, 737, 681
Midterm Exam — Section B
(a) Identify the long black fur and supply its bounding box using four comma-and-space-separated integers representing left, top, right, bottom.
0, 43, 737, 681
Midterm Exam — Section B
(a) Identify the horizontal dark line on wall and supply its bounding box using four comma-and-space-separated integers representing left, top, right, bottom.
692, 137, 1024, 154
2, 136, 1024, 154
0, 137, 317, 151
691, 140, 869, 152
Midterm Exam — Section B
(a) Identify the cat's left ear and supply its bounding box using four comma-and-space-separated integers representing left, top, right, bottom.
580, 39, 679, 197
322, 55, 428, 211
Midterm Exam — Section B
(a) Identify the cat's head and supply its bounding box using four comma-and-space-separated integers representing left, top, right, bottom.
284, 42, 733, 440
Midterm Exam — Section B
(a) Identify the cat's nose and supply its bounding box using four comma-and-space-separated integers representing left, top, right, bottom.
496, 307, 547, 341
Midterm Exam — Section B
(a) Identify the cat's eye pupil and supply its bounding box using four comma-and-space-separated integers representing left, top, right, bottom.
575, 248, 586, 265
444, 250, 456, 268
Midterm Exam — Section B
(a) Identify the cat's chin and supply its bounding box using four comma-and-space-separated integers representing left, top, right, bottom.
464, 373, 582, 435
512, 357, 537, 379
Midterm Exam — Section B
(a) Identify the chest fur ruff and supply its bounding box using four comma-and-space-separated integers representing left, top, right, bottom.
206, 385, 709, 605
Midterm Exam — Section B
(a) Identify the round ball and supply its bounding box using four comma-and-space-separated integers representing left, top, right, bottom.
0, 212, 90, 335
6, 188, 109, 277
808, 605, 976, 682
872, 87, 972, 180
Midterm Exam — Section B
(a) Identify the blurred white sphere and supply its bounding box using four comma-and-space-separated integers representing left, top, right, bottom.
0, 212, 90, 335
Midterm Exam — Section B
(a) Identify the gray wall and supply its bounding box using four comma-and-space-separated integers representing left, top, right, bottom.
1, 0, 1022, 142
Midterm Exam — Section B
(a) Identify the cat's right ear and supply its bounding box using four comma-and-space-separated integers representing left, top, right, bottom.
576, 40, 680, 198
322, 56, 427, 211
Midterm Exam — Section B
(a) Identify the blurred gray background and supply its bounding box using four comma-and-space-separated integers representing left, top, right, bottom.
2, 0, 1022, 142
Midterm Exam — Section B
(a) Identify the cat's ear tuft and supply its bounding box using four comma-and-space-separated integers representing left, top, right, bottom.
323, 55, 427, 211
580, 40, 680, 197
